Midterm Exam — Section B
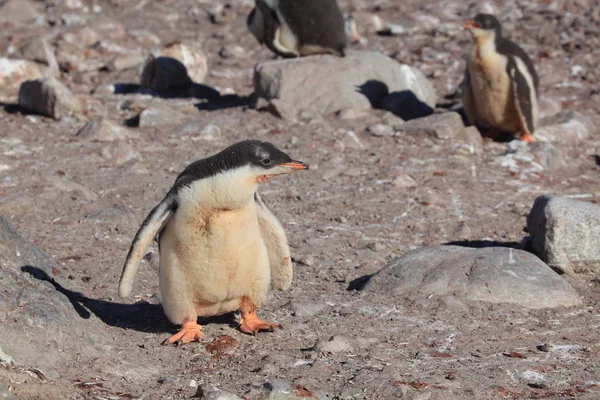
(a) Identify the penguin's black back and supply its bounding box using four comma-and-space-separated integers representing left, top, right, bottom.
277, 0, 346, 54
496, 36, 539, 96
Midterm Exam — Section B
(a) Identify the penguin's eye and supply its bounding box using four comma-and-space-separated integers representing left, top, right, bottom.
262, 158, 271, 165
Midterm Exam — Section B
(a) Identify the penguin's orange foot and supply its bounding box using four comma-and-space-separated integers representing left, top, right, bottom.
164, 320, 204, 346
239, 311, 280, 335
519, 131, 535, 143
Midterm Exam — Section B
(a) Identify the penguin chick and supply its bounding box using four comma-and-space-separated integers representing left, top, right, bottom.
118, 140, 308, 345
462, 13, 539, 142
247, 0, 347, 58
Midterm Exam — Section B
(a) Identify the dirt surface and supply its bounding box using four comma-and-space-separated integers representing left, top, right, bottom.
1, 0, 600, 399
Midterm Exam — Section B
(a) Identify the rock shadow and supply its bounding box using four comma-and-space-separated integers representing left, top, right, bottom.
356, 79, 433, 120
347, 274, 373, 292
444, 240, 523, 249
0, 102, 21, 114
21, 266, 240, 332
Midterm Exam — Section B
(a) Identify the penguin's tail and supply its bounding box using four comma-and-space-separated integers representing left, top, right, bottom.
118, 198, 175, 298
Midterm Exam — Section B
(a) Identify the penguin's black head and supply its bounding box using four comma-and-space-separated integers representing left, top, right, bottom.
174, 140, 307, 188
463, 13, 502, 40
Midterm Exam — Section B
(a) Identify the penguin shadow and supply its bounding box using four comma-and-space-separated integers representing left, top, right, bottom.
20, 265, 173, 334
356, 80, 434, 120
592, 155, 600, 167
21, 265, 241, 332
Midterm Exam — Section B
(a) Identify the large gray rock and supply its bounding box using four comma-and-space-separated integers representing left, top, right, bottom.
363, 246, 581, 309
254, 51, 436, 120
527, 195, 600, 274
535, 110, 594, 144
0, 215, 110, 379
12, 38, 59, 77
18, 78, 81, 119
0, 0, 39, 24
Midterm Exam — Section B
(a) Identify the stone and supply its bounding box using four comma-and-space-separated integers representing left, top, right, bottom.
535, 110, 593, 144
18, 78, 81, 119
399, 112, 465, 140
363, 246, 582, 309
100, 141, 142, 165
259, 380, 328, 400
193, 384, 243, 400
391, 174, 417, 188
312, 335, 354, 353
12, 38, 59, 77
138, 105, 187, 127
527, 195, 600, 274
0, 0, 40, 24
141, 43, 208, 93
84, 206, 138, 231
76, 118, 139, 142
290, 300, 326, 317
45, 175, 98, 201
0, 58, 48, 98
521, 370, 547, 389
528, 141, 566, 170
254, 51, 436, 120
105, 54, 145, 72
171, 120, 221, 141
367, 123, 394, 137
0, 214, 110, 380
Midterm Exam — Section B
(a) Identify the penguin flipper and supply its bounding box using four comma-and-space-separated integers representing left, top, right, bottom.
254, 192, 293, 291
118, 197, 176, 298
507, 56, 537, 135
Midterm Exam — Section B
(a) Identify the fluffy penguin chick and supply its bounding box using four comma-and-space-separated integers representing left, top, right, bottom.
247, 0, 347, 58
463, 13, 539, 142
118, 140, 308, 345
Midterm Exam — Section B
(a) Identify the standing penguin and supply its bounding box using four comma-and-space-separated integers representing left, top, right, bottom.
247, 0, 347, 58
462, 13, 539, 142
118, 140, 308, 345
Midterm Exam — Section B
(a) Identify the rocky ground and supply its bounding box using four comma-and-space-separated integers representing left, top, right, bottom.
1, 0, 600, 399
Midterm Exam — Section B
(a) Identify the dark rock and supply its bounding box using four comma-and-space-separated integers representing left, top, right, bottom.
363, 246, 582, 309
527, 195, 600, 274
18, 78, 81, 119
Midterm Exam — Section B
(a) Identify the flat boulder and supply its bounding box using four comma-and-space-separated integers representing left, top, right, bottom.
363, 246, 581, 309
253, 51, 436, 120
0, 215, 110, 379
527, 195, 600, 274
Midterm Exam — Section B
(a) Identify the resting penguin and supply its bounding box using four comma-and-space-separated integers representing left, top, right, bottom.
247, 0, 347, 58
462, 13, 539, 142
118, 140, 308, 345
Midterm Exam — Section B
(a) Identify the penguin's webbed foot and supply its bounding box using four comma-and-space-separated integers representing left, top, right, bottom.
519, 131, 535, 143
164, 320, 204, 346
239, 310, 281, 335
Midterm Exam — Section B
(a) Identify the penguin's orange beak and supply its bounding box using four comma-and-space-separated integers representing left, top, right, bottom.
463, 19, 479, 30
276, 161, 309, 170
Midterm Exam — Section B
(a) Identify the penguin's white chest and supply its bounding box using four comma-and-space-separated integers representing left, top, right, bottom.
159, 200, 270, 307
469, 46, 520, 131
